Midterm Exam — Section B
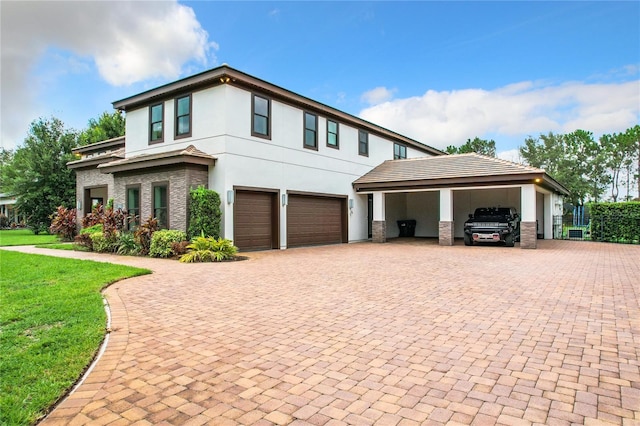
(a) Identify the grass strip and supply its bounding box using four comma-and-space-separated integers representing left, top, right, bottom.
0, 230, 58, 247
0, 250, 150, 425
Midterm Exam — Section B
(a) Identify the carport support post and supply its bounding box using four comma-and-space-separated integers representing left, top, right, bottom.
372, 192, 386, 243
520, 184, 537, 249
439, 188, 454, 246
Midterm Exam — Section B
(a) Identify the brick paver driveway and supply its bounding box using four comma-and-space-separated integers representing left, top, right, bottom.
12, 240, 639, 425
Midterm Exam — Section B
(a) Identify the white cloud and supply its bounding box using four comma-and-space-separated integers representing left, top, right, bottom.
359, 79, 640, 151
361, 86, 396, 106
496, 149, 522, 164
1, 0, 216, 150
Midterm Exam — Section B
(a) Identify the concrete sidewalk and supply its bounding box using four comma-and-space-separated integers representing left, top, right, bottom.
6, 240, 639, 425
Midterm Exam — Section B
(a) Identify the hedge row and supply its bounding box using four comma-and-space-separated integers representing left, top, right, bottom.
588, 202, 640, 243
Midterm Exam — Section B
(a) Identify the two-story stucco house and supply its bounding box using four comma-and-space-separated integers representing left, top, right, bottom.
69, 65, 567, 250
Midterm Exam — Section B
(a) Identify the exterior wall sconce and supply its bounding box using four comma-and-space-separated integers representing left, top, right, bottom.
348, 198, 354, 209
227, 190, 234, 204
77, 200, 82, 210
282, 194, 288, 207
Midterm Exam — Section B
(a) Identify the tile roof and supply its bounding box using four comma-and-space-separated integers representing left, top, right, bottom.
67, 147, 126, 169
353, 153, 568, 195
97, 145, 216, 173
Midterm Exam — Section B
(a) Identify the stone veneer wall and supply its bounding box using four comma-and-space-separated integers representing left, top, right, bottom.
75, 168, 115, 224
113, 165, 209, 232
372, 220, 387, 243
439, 221, 454, 246
520, 221, 537, 249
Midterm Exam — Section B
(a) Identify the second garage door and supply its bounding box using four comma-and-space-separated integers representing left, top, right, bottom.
287, 194, 345, 247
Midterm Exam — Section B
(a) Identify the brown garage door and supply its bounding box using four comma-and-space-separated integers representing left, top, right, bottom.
234, 190, 277, 251
287, 195, 345, 247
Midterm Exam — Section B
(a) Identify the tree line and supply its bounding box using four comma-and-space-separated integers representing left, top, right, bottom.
446, 126, 640, 206
0, 112, 125, 232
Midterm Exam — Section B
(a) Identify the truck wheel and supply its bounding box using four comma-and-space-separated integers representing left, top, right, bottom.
505, 234, 514, 247
464, 234, 473, 246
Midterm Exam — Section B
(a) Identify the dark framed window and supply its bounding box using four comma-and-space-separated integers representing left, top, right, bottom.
126, 185, 141, 230
394, 143, 407, 159
149, 103, 163, 143
303, 112, 318, 150
175, 95, 192, 138
327, 120, 339, 149
252, 94, 271, 139
153, 183, 169, 229
358, 130, 369, 156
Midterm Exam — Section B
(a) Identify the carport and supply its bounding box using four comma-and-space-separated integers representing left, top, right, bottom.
353, 153, 569, 249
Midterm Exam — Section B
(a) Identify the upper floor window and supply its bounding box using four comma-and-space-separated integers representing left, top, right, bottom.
303, 112, 317, 150
175, 95, 191, 138
153, 183, 168, 229
394, 143, 407, 159
149, 103, 163, 143
327, 120, 339, 149
252, 94, 271, 139
358, 130, 369, 156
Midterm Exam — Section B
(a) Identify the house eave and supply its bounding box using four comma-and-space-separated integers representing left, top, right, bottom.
98, 155, 216, 174
72, 136, 126, 155
112, 65, 444, 157
354, 173, 569, 195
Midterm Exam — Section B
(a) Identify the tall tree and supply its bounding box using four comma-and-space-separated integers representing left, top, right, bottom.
519, 130, 608, 205
77, 110, 125, 146
0, 148, 13, 190
2, 117, 77, 233
445, 137, 496, 157
599, 127, 638, 202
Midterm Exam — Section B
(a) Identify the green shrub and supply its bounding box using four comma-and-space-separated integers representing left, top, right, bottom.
117, 232, 140, 256
90, 232, 117, 253
187, 186, 221, 239
149, 230, 187, 258
74, 224, 104, 251
179, 236, 237, 263
80, 224, 103, 235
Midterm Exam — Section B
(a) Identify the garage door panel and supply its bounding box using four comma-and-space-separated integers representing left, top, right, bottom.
287, 195, 344, 247
234, 191, 274, 251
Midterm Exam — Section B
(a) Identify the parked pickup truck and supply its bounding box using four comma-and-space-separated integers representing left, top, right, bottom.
464, 207, 520, 247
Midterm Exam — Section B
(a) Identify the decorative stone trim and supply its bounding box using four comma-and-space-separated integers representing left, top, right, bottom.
439, 221, 454, 246
372, 220, 386, 243
520, 221, 537, 249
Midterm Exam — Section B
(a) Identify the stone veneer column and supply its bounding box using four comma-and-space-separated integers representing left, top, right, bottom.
520, 221, 537, 249
439, 221, 454, 246
372, 220, 387, 243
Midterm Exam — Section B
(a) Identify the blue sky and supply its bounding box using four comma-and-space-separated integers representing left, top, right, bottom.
2, 1, 638, 160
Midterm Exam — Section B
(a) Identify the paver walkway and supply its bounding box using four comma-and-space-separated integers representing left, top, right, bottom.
6, 240, 640, 425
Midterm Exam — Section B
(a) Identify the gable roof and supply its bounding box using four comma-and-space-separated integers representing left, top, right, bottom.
112, 65, 444, 157
353, 153, 569, 195
97, 145, 216, 174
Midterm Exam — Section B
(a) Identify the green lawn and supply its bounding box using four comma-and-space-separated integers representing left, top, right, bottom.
0, 229, 58, 246
0, 250, 150, 425
34, 243, 88, 251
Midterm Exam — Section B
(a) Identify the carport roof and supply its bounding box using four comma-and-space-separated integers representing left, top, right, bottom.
353, 153, 569, 195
